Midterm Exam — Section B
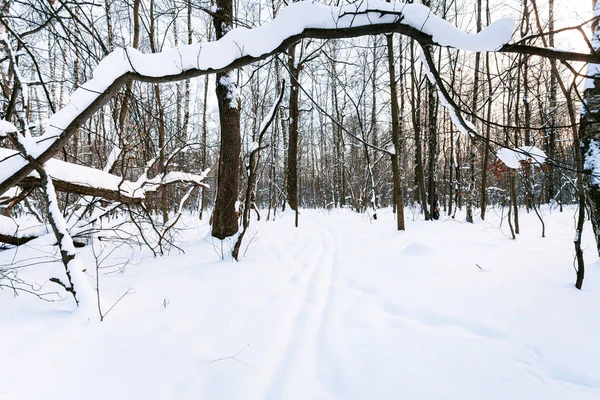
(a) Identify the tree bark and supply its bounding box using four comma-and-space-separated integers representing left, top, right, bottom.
466, 0, 482, 224
286, 44, 301, 226
387, 33, 405, 230
410, 42, 430, 220
579, 0, 600, 255
211, 0, 242, 239
480, 0, 492, 220
545, 0, 557, 204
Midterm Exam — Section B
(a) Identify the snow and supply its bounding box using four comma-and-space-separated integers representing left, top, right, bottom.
0, 148, 209, 199
0, 148, 136, 196
44, 178, 73, 253
0, 1, 515, 189
496, 146, 547, 169
419, 47, 478, 136
585, 1, 600, 90
1, 207, 599, 399
103, 146, 121, 172
42, 175, 96, 314
0, 214, 47, 238
141, 170, 210, 193
219, 72, 239, 109
0, 120, 17, 138
0, 186, 20, 200
585, 63, 600, 91
585, 139, 600, 187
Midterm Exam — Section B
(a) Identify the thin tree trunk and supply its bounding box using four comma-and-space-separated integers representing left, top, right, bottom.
116, 0, 140, 150
199, 75, 210, 220
182, 0, 192, 136
387, 33, 405, 230
545, 0, 557, 204
149, 0, 169, 224
427, 68, 439, 220
410, 41, 430, 220
424, 0, 439, 221
466, 0, 482, 224
104, 0, 114, 50
480, 0, 492, 220
481, 50, 492, 220
286, 44, 300, 226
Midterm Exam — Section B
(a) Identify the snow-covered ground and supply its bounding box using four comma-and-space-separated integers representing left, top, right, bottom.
1, 206, 599, 400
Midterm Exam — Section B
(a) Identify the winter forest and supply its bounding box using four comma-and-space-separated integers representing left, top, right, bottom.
2, 0, 600, 398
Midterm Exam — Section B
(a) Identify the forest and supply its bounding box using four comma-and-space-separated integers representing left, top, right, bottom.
1, 0, 600, 399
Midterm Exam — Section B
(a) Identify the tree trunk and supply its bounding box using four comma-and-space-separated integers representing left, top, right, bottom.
148, 0, 169, 223
427, 74, 439, 220
211, 0, 242, 239
545, 0, 557, 204
199, 24, 211, 221
387, 33, 405, 230
286, 44, 301, 226
424, 0, 438, 221
466, 0, 482, 224
580, 1, 600, 254
480, 0, 492, 220
410, 41, 430, 220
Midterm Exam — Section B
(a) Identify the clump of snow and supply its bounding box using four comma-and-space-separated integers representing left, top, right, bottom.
0, 214, 19, 236
103, 146, 121, 172
219, 72, 239, 109
44, 177, 75, 255
585, 63, 600, 91
585, 139, 600, 187
0, 214, 48, 238
0, 120, 17, 138
0, 186, 20, 200
496, 146, 547, 169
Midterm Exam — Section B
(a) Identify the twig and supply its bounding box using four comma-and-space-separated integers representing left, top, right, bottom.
211, 344, 250, 366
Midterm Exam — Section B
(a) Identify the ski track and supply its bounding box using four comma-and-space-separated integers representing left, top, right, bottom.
252, 217, 336, 400
343, 277, 544, 359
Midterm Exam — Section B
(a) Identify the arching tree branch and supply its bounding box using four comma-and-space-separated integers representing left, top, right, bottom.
0, 0, 596, 198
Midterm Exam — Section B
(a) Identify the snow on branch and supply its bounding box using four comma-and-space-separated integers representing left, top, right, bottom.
0, 214, 47, 246
419, 44, 478, 137
0, 148, 209, 204
0, 0, 517, 196
496, 146, 547, 169
0, 120, 18, 139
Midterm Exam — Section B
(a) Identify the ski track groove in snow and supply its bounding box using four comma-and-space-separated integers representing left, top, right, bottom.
343, 276, 544, 360
252, 217, 336, 400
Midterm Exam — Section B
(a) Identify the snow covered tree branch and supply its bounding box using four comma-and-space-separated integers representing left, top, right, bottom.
2, 0, 593, 196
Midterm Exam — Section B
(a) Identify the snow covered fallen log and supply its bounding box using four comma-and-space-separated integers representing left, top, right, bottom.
0, 148, 209, 204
